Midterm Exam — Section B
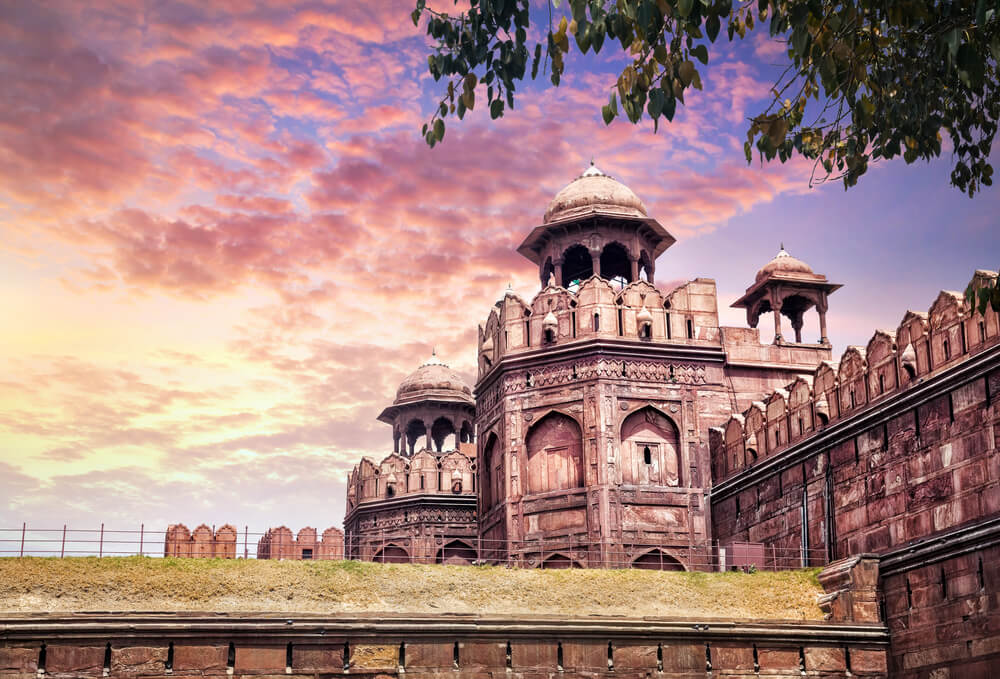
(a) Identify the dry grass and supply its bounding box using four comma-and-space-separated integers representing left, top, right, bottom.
0, 557, 824, 620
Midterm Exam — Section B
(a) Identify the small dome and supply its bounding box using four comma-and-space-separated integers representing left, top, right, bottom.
544, 164, 648, 224
756, 246, 815, 282
636, 305, 653, 325
543, 310, 558, 329
395, 351, 473, 404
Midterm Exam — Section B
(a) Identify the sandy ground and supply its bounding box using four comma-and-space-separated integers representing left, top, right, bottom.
0, 557, 824, 620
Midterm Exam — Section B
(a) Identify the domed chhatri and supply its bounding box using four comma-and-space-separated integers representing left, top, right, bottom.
755, 245, 815, 283
543, 164, 648, 225
395, 351, 473, 405
518, 163, 675, 288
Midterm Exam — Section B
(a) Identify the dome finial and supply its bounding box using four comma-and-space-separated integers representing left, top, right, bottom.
780, 242, 785, 251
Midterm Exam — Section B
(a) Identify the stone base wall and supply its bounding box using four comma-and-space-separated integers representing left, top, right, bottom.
0, 615, 888, 679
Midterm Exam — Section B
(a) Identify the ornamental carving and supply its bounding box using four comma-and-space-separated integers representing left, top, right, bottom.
499, 358, 708, 395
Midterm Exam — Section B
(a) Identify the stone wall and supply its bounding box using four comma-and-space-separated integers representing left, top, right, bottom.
256, 526, 343, 560
163, 524, 237, 558
0, 613, 888, 678
710, 270, 1000, 677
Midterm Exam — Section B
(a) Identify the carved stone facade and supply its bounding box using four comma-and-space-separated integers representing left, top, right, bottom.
475, 165, 837, 569
344, 354, 479, 564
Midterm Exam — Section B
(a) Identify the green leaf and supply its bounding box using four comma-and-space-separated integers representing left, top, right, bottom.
648, 87, 665, 119
490, 99, 504, 119
433, 118, 445, 142
678, 0, 694, 18
705, 14, 720, 42
663, 93, 676, 121
691, 44, 709, 64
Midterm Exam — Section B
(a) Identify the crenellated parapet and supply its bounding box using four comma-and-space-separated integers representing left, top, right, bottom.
712, 269, 1000, 482
345, 449, 476, 507
163, 523, 237, 558
477, 277, 721, 378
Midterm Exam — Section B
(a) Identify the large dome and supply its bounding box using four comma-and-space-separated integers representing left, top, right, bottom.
755, 246, 815, 283
394, 352, 473, 405
543, 164, 648, 224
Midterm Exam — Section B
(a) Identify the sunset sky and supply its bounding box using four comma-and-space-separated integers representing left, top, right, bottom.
2, 1, 998, 548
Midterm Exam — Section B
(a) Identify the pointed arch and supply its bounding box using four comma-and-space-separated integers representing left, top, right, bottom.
561, 244, 593, 290
373, 545, 409, 564
525, 412, 584, 494
436, 540, 477, 565
620, 406, 680, 486
540, 553, 580, 569
632, 549, 685, 571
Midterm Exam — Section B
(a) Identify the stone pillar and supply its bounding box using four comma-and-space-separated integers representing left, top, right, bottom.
629, 256, 639, 282
647, 261, 655, 285
590, 250, 601, 278
772, 302, 784, 344
817, 554, 881, 622
554, 258, 563, 287
791, 310, 804, 343
424, 420, 434, 451
818, 297, 830, 344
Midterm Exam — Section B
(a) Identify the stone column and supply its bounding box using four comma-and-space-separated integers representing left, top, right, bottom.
629, 256, 639, 282
554, 258, 563, 287
424, 420, 434, 451
772, 298, 784, 344
590, 250, 601, 278
817, 296, 830, 344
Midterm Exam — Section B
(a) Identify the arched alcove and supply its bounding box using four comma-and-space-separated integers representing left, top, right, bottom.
405, 419, 427, 454
632, 549, 684, 570
482, 433, 503, 509
620, 407, 680, 486
525, 412, 584, 494
540, 553, 579, 569
436, 540, 477, 565
373, 545, 409, 564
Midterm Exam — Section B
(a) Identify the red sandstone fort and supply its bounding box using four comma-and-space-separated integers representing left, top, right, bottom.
150, 165, 1000, 676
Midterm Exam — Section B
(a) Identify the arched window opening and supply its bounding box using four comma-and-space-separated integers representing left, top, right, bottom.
686, 318, 695, 339
943, 338, 951, 360
817, 412, 830, 426
617, 306, 624, 336
561, 245, 592, 291
850, 389, 856, 409
525, 413, 584, 494
541, 554, 577, 569
386, 484, 395, 498
405, 419, 427, 455
600, 242, 631, 286
593, 313, 600, 331
544, 328, 555, 344
432, 417, 456, 452
620, 407, 680, 486
540, 256, 555, 287
879, 373, 886, 394
747, 448, 758, 464
639, 250, 654, 284
902, 362, 917, 381
665, 312, 672, 339
571, 311, 577, 337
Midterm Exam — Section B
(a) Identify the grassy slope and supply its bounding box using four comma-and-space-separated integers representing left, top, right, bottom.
0, 558, 823, 620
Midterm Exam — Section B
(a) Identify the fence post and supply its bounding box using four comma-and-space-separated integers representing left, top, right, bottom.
244, 526, 248, 559
99, 523, 104, 558
19, 522, 25, 557
61, 525, 66, 558
139, 523, 144, 556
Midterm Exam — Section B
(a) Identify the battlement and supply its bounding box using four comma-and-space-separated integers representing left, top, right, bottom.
163, 523, 237, 558
477, 277, 723, 379
711, 270, 1000, 483
345, 449, 476, 509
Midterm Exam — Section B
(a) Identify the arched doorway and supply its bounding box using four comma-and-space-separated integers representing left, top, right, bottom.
620, 407, 680, 486
373, 545, 409, 564
632, 549, 684, 570
525, 412, 584, 494
436, 540, 477, 565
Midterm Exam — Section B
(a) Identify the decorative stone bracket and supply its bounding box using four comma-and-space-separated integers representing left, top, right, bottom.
817, 554, 881, 623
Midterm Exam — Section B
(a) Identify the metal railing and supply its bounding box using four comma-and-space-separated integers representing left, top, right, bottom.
1, 523, 828, 571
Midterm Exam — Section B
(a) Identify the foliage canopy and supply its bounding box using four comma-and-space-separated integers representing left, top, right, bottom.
413, 0, 1000, 196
